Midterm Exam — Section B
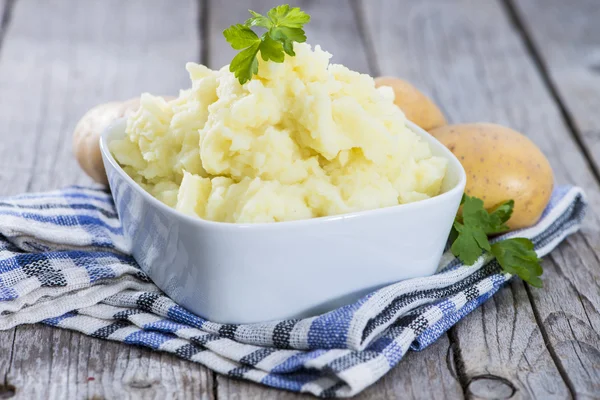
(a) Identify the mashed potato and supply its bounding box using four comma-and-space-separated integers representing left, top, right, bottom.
110, 43, 447, 223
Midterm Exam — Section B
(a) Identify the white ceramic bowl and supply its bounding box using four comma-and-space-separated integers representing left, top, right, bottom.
100, 119, 466, 324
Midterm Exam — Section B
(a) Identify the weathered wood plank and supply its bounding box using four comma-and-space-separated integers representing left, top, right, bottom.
0, 1, 14, 398
0, 1, 20, 399
0, 0, 198, 193
510, 0, 600, 175
8, 324, 214, 400
206, 0, 370, 73
356, 335, 463, 400
216, 375, 310, 400
1, 0, 599, 399
0, 0, 215, 398
528, 234, 600, 397
364, 0, 600, 398
504, 3, 600, 391
0, 329, 15, 398
451, 280, 569, 399
0, 0, 7, 35
207, 1, 462, 398
216, 335, 462, 400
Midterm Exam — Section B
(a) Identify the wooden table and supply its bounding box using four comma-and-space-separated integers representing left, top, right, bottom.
1, 0, 599, 398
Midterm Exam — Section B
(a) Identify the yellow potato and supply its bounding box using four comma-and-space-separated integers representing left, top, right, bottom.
374, 76, 446, 131
72, 96, 173, 185
429, 123, 554, 230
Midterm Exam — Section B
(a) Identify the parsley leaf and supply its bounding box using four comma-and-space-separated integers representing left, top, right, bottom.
267, 5, 310, 27
229, 42, 260, 85
451, 195, 494, 264
450, 194, 543, 286
223, 4, 311, 84
459, 195, 511, 236
487, 200, 513, 234
270, 26, 306, 56
491, 238, 543, 287
223, 24, 261, 50
259, 34, 285, 62
246, 10, 272, 29
451, 221, 490, 265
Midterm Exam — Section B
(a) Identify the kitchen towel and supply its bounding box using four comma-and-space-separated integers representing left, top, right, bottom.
0, 185, 586, 397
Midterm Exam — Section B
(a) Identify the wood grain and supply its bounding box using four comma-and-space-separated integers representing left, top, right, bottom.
0, 0, 7, 39
0, 329, 16, 398
216, 335, 462, 400
206, 0, 370, 73
356, 335, 463, 400
6, 324, 214, 400
510, 0, 600, 174
451, 281, 569, 399
529, 234, 600, 396
0, 2, 22, 399
504, 4, 600, 391
0, 1, 215, 399
216, 375, 310, 400
207, 1, 463, 397
363, 0, 600, 398
0, 0, 198, 193
0, 0, 599, 399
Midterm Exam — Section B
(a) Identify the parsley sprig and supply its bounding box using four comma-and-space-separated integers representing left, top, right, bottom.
450, 195, 543, 287
223, 5, 311, 84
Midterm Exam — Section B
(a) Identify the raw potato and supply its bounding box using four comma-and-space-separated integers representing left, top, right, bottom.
72, 96, 173, 185
430, 123, 554, 230
374, 76, 446, 131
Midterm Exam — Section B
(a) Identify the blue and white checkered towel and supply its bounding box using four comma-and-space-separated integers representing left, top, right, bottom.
0, 185, 586, 397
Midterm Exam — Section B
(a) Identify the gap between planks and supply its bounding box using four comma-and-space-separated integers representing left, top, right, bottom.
0, 0, 589, 398
0, 0, 214, 398
362, 0, 600, 398
209, 1, 463, 398
0, 2, 18, 398
0, 0, 14, 46
502, 0, 600, 396
355, 0, 473, 395
199, 0, 210, 66
501, 0, 600, 185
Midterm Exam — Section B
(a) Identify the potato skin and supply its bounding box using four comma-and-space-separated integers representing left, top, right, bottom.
429, 123, 554, 230
72, 96, 173, 185
374, 76, 446, 131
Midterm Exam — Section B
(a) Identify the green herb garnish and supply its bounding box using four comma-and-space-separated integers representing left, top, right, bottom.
223, 4, 311, 84
450, 194, 543, 287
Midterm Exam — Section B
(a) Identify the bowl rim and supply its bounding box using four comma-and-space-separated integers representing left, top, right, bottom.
100, 118, 467, 231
